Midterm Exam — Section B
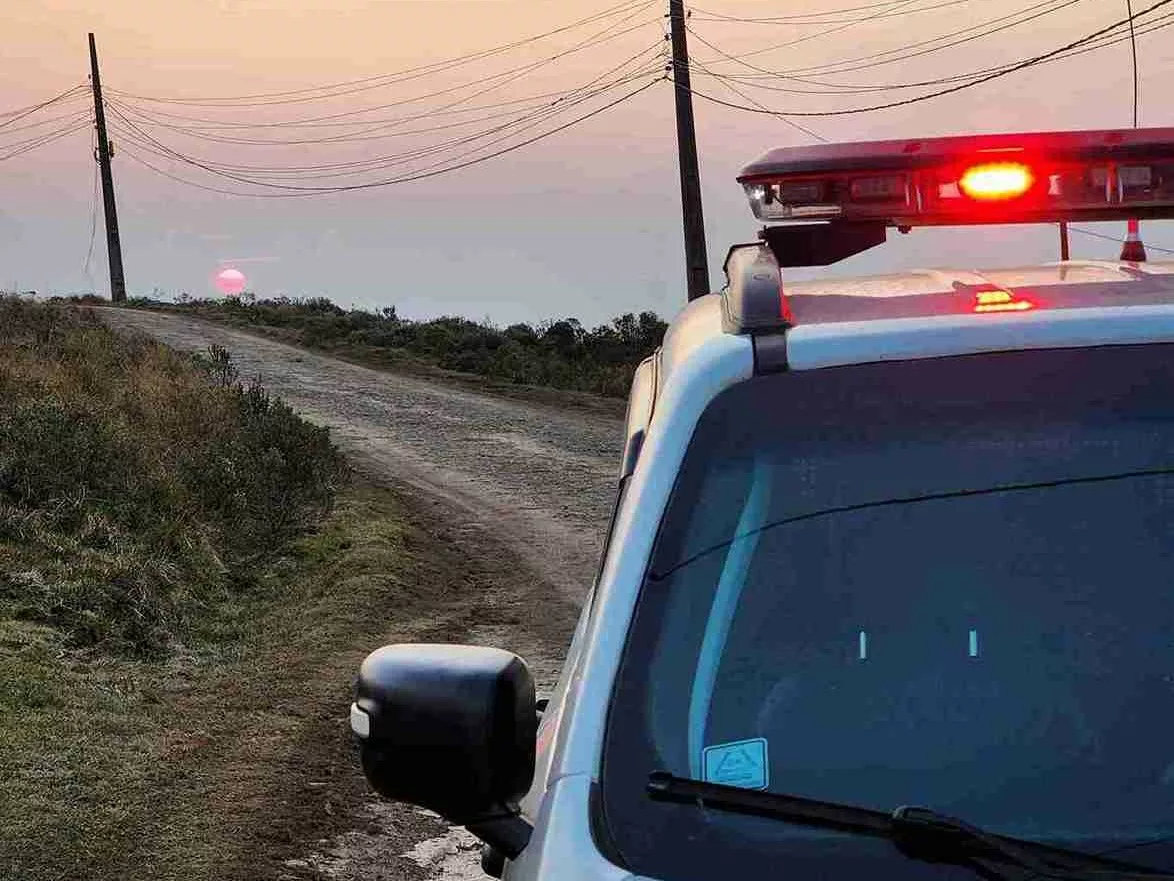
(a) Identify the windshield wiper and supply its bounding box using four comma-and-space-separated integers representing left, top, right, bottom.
648, 772, 1174, 880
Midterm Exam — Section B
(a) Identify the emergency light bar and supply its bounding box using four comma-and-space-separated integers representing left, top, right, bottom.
738, 127, 1174, 228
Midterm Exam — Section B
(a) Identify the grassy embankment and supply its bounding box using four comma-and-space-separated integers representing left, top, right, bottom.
0, 298, 411, 881
106, 294, 667, 401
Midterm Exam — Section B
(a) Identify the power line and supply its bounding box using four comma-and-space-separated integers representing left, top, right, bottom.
689, 12, 1174, 95
129, 77, 660, 196
696, 0, 1085, 76
103, 17, 664, 180
676, 0, 1174, 117
712, 8, 1174, 83
0, 120, 90, 161
0, 108, 92, 137
118, 144, 303, 198
109, 66, 659, 179
684, 58, 828, 141
116, 78, 659, 195
1068, 225, 1174, 254
110, 0, 656, 107
0, 85, 87, 131
108, 25, 663, 149
106, 8, 658, 148
103, 35, 662, 178
111, 96, 558, 146
113, 72, 658, 184
109, 88, 578, 130
688, 0, 968, 24
113, 62, 658, 148
701, 0, 923, 58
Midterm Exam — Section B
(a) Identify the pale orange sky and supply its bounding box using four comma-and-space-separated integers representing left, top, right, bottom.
3, 0, 1173, 324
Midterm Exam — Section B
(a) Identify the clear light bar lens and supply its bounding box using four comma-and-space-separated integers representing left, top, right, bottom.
850, 175, 906, 202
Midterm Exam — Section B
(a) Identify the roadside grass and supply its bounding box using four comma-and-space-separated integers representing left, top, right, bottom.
0, 297, 399, 880
0, 485, 414, 881
0, 298, 347, 655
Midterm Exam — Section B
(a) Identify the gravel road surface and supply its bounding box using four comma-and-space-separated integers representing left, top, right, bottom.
97, 307, 626, 880
99, 308, 623, 603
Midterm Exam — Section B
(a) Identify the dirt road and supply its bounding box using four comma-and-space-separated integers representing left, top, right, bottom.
97, 308, 625, 880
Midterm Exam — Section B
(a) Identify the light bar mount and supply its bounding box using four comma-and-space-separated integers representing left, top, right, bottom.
758, 222, 887, 267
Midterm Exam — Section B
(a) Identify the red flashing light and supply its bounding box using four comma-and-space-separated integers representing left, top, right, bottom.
739, 128, 1174, 236
959, 162, 1034, 201
973, 289, 1034, 313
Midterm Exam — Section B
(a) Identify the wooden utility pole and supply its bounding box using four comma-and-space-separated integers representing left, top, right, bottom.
88, 33, 127, 303
668, 0, 710, 301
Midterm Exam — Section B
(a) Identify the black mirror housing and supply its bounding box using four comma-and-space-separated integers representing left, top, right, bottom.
351, 644, 537, 832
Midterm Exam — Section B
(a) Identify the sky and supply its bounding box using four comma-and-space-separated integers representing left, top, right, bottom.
2, 0, 1174, 328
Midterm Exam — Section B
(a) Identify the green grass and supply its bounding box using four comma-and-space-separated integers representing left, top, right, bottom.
0, 298, 348, 656
111, 294, 667, 398
0, 295, 369, 878
0, 487, 413, 881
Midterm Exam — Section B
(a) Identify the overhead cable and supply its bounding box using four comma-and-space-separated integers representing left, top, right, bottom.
110, 0, 656, 107
696, 0, 923, 58
686, 57, 828, 142
109, 26, 663, 148
117, 78, 659, 196
0, 119, 90, 161
0, 85, 87, 131
108, 67, 659, 179
1068, 225, 1174, 254
676, 0, 1174, 116
695, 0, 1085, 75
688, 0, 969, 24
688, 13, 1174, 94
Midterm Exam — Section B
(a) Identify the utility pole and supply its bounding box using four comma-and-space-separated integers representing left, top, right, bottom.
668, 0, 710, 301
88, 33, 127, 303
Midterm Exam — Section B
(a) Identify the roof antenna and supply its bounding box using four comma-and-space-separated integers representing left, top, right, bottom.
1120, 0, 1147, 263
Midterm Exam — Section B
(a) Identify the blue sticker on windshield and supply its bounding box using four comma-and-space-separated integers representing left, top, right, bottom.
702, 738, 768, 790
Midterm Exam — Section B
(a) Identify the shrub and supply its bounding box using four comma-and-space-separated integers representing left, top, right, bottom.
120, 296, 669, 398
0, 298, 348, 656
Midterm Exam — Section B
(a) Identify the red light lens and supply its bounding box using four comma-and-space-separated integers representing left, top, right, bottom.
959, 162, 1034, 201
973, 289, 1034, 313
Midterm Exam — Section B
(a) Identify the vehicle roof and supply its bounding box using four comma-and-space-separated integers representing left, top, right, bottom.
785, 259, 1174, 324
659, 259, 1174, 389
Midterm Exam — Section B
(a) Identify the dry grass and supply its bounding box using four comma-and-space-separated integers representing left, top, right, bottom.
0, 298, 348, 655
0, 296, 366, 880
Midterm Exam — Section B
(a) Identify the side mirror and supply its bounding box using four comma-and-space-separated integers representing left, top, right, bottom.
350, 643, 536, 858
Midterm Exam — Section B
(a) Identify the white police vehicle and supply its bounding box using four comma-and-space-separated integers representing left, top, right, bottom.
350, 128, 1174, 880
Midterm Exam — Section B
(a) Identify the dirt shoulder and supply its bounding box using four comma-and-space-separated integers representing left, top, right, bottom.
3, 476, 581, 881
130, 473, 581, 881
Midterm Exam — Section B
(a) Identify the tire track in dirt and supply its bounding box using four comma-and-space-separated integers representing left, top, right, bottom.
99, 308, 623, 604
96, 308, 625, 880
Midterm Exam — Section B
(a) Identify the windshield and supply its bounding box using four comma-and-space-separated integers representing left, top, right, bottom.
598, 344, 1174, 881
